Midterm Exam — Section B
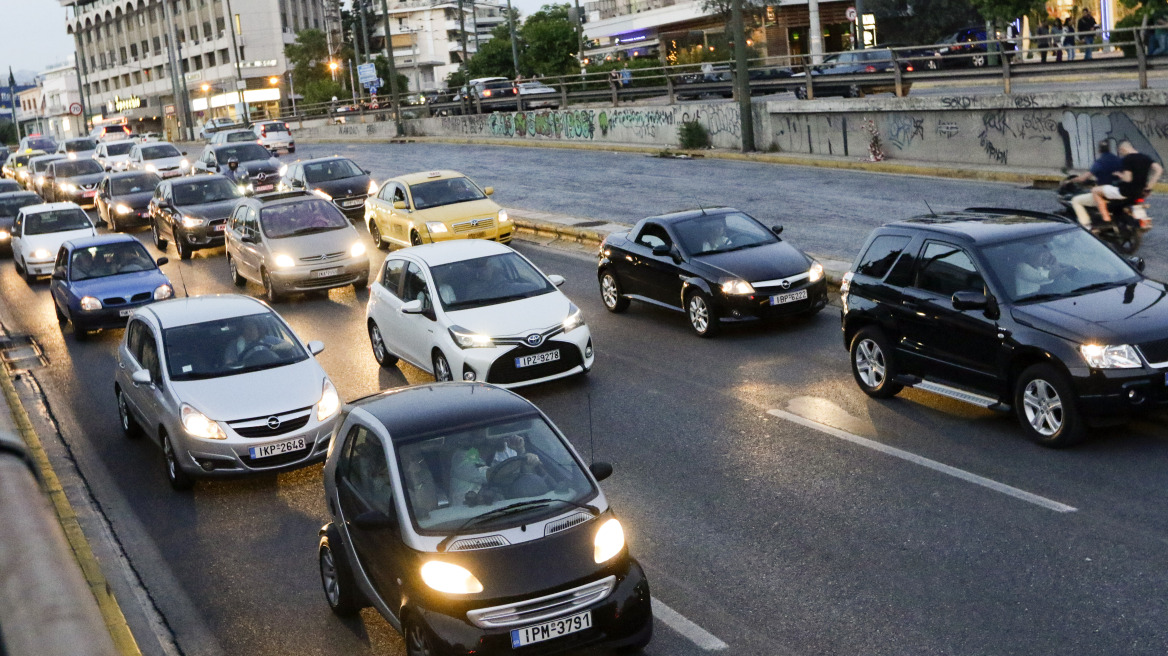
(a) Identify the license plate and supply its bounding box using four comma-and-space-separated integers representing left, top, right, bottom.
510, 611, 591, 648
342, 199, 363, 207
255, 184, 275, 192
248, 437, 306, 459
1133, 205, 1149, 220
83, 190, 96, 198
119, 309, 133, 317
313, 267, 340, 278
213, 224, 226, 232
515, 350, 560, 368
770, 289, 809, 305
468, 231, 486, 239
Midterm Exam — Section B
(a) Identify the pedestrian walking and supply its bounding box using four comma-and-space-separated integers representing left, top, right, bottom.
1035, 22, 1051, 62
1078, 9, 1097, 60
1150, 16, 1168, 57
1062, 16, 1075, 61
620, 63, 632, 87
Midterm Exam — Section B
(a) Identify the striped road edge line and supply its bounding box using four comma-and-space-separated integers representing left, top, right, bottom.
0, 367, 144, 656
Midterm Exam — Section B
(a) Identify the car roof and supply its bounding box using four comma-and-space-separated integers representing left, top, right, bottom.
395, 239, 513, 266
144, 294, 270, 329
64, 233, 145, 250
0, 191, 40, 199
219, 128, 255, 135
106, 170, 158, 180
884, 211, 1076, 244
170, 173, 230, 186
29, 154, 66, 164
353, 382, 540, 443
246, 190, 317, 206
20, 202, 85, 214
392, 169, 468, 185
296, 155, 355, 166
640, 206, 738, 225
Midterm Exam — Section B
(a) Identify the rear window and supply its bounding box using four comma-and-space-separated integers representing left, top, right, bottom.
259, 123, 288, 133
105, 142, 135, 156
141, 144, 181, 160
225, 132, 257, 143
65, 139, 98, 152
855, 235, 911, 280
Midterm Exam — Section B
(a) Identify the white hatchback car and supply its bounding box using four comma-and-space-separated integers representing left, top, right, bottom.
12, 202, 96, 281
128, 142, 190, 178
252, 121, 295, 154
366, 241, 594, 387
114, 294, 342, 490
95, 139, 138, 172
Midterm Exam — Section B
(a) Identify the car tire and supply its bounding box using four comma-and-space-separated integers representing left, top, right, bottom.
262, 268, 282, 303
794, 86, 807, 100
116, 386, 141, 439
849, 327, 904, 399
600, 271, 630, 313
369, 221, 387, 250
404, 615, 439, 656
410, 230, 423, 247
1014, 363, 1086, 448
162, 432, 195, 491
20, 257, 33, 284
318, 535, 363, 617
54, 302, 67, 325
685, 290, 720, 338
368, 321, 399, 367
432, 351, 453, 382
228, 256, 246, 287
174, 228, 193, 261
972, 53, 987, 67
152, 218, 169, 250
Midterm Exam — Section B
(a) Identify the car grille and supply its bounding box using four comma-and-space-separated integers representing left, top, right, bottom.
228, 406, 313, 438
208, 218, 228, 231
543, 511, 593, 536
102, 292, 152, 306
81, 182, 98, 190
1138, 338, 1168, 366
487, 340, 582, 384
446, 535, 510, 552
300, 273, 360, 289
466, 576, 616, 629
452, 217, 494, 234
240, 439, 315, 469
300, 251, 346, 263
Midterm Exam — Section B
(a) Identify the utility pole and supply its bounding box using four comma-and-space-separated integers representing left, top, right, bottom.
506, 0, 520, 77
224, 0, 250, 126
359, 1, 372, 63
458, 0, 469, 67
162, 0, 194, 140
70, 31, 89, 133
380, 0, 404, 136
731, 0, 754, 152
807, 0, 824, 64
574, 0, 585, 59
854, 0, 865, 48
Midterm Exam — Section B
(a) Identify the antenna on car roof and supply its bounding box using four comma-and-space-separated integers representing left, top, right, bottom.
923, 198, 938, 217
692, 195, 707, 215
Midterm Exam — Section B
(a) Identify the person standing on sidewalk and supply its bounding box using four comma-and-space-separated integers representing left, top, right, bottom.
1078, 9, 1097, 60
1063, 14, 1076, 61
1051, 20, 1064, 62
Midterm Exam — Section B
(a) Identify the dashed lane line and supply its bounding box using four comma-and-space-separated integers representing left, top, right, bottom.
652, 596, 729, 651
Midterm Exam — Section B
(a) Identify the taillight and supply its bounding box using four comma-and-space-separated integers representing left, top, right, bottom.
865, 65, 876, 72
284, 123, 290, 130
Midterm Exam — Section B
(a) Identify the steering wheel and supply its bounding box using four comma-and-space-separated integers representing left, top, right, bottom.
487, 456, 529, 491
238, 343, 278, 367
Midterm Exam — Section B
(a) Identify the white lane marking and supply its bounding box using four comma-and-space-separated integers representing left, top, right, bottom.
652, 596, 729, 651
767, 409, 1078, 514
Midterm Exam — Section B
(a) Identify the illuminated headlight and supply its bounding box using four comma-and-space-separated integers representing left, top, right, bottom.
181, 215, 204, 228
313, 189, 333, 201
238, 183, 253, 194
498, 209, 510, 223
153, 284, 173, 300
420, 561, 483, 594
1080, 344, 1142, 369
425, 221, 449, 234
67, 152, 77, 160
181, 404, 226, 439
32, 249, 51, 260
809, 261, 824, 283
316, 379, 340, 421
562, 303, 584, 332
721, 279, 755, 295
35, 176, 46, 186
179, 159, 190, 169
594, 518, 625, 563
449, 325, 493, 348
367, 179, 378, 195
278, 164, 288, 176
273, 253, 296, 268
79, 296, 102, 311
145, 164, 156, 172
115, 204, 133, 215
59, 183, 78, 193
0, 230, 9, 240
350, 242, 366, 257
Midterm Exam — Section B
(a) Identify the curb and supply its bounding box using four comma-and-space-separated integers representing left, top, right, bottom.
0, 368, 143, 656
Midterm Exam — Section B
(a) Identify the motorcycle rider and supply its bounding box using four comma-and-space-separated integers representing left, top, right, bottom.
1069, 141, 1123, 227
1092, 141, 1162, 224
222, 157, 244, 185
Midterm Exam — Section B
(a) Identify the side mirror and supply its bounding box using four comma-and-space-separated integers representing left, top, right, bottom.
651, 243, 671, 257
307, 340, 325, 355
401, 299, 424, 314
362, 169, 371, 175
181, 151, 187, 156
131, 369, 152, 385
1128, 255, 1146, 273
155, 256, 169, 266
951, 290, 989, 311
51, 270, 66, 280
290, 179, 304, 188
589, 462, 614, 482
547, 274, 565, 287
393, 200, 408, 210
483, 186, 494, 196
352, 509, 397, 530
771, 225, 784, 236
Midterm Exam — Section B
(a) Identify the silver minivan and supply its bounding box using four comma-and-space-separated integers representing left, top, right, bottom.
225, 191, 370, 302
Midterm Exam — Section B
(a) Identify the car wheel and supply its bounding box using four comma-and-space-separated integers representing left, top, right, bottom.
410, 230, 423, 247
228, 256, 246, 287
262, 268, 282, 303
54, 302, 67, 325
850, 327, 904, 398
404, 615, 439, 656
685, 290, 720, 338
20, 257, 33, 284
369, 221, 387, 250
971, 53, 987, 67
846, 84, 864, 98
1014, 364, 1086, 447
318, 538, 362, 616
116, 387, 141, 439
368, 321, 399, 366
174, 228, 192, 260
152, 218, 169, 250
162, 433, 195, 491
432, 351, 453, 382
600, 271, 630, 313
794, 86, 807, 100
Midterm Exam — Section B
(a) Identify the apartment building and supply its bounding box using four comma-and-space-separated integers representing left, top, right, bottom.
370, 0, 506, 91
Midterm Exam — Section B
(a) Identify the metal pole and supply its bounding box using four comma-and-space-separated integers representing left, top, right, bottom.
359, 1, 372, 63
224, 0, 250, 126
807, 0, 824, 64
288, 72, 297, 115
854, 0, 865, 48
731, 0, 754, 152
349, 59, 358, 102
574, 0, 585, 59
506, 0, 520, 76
161, 0, 191, 140
69, 8, 91, 133
380, 0, 404, 136
458, 0, 469, 67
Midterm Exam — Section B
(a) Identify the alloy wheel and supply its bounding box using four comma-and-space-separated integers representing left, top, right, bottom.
688, 295, 709, 333
369, 323, 387, 364
433, 353, 452, 381
854, 338, 886, 388
601, 275, 619, 308
1022, 378, 1063, 437
406, 620, 435, 656
320, 547, 341, 608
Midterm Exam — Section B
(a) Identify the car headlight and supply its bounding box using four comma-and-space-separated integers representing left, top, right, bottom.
59, 183, 78, 193
313, 189, 333, 201
180, 159, 190, 169
180, 404, 226, 439
809, 261, 824, 283
350, 242, 366, 257
425, 221, 449, 234
239, 183, 254, 194
498, 209, 510, 223
115, 204, 133, 215
420, 561, 483, 594
0, 230, 9, 240
594, 518, 625, 563
32, 249, 50, 260
316, 379, 340, 421
35, 176, 45, 186
367, 180, 379, 195
153, 284, 173, 300
181, 215, 204, 228
562, 303, 584, 332
721, 279, 755, 295
145, 164, 156, 172
278, 164, 288, 176
1080, 344, 1142, 369
449, 325, 493, 349
273, 253, 296, 268
79, 296, 102, 311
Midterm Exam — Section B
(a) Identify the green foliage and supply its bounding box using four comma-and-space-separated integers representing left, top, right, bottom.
520, 5, 580, 76
446, 68, 470, 89
302, 78, 347, 106
1119, 0, 1168, 19
679, 120, 711, 149
968, 0, 1046, 25
466, 23, 520, 79
0, 121, 16, 146
285, 29, 337, 91
372, 56, 410, 94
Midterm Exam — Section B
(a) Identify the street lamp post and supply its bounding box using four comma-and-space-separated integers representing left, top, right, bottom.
286, 72, 297, 116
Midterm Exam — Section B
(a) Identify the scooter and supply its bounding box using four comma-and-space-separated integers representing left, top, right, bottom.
1056, 177, 1151, 254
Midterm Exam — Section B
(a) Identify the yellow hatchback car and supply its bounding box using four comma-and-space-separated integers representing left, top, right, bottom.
364, 170, 511, 248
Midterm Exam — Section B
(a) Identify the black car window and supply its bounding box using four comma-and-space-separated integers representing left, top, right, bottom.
53, 248, 68, 279
382, 258, 406, 296
141, 144, 181, 160
402, 262, 432, 308
340, 426, 394, 516
914, 241, 985, 297
430, 252, 554, 311
105, 142, 134, 156
214, 144, 270, 164
982, 227, 1140, 303
140, 331, 162, 381
856, 235, 911, 280
24, 209, 92, 235
303, 159, 363, 183
126, 320, 146, 364
635, 223, 672, 250
408, 177, 486, 210
111, 173, 160, 195
53, 159, 104, 177
173, 178, 240, 205
70, 241, 156, 281
162, 312, 308, 381
0, 195, 40, 218
64, 139, 98, 153
674, 212, 778, 255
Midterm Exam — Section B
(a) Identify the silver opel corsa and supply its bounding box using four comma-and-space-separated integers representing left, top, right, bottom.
114, 294, 342, 490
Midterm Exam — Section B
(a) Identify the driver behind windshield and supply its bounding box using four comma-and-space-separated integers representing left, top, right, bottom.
450, 436, 542, 506
701, 218, 732, 253
223, 316, 280, 366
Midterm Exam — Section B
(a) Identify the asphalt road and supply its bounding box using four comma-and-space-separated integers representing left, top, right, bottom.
3, 145, 1168, 656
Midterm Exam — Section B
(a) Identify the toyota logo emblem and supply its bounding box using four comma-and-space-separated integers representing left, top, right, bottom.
781, 279, 791, 289
266, 416, 282, 430
525, 333, 543, 347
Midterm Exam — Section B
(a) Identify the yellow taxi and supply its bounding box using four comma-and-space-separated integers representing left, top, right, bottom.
363, 170, 511, 248
3, 150, 46, 183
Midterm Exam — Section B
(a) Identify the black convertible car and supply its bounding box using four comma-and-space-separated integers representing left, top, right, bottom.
597, 208, 828, 337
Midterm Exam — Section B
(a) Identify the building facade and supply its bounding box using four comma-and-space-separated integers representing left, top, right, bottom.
371, 0, 505, 91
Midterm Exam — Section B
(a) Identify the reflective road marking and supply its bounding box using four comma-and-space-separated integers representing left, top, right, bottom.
767, 409, 1078, 514
652, 597, 729, 651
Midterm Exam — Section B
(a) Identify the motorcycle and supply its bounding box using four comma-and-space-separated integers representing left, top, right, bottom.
1056, 177, 1152, 254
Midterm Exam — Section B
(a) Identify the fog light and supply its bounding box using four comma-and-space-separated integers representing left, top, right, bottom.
1128, 388, 1146, 405
463, 371, 476, 381
585, 340, 593, 358
196, 458, 217, 471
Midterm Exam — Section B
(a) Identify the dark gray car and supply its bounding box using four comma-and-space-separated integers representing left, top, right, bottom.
96, 171, 161, 231
44, 158, 107, 206
149, 175, 243, 260
193, 143, 282, 195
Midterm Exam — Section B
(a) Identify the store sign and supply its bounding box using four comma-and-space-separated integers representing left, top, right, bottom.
108, 95, 143, 113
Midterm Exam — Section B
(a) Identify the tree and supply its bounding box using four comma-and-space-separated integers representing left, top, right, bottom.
285, 29, 354, 104
518, 5, 578, 77
373, 55, 410, 95
342, 1, 377, 58
968, 0, 1045, 25
465, 23, 521, 79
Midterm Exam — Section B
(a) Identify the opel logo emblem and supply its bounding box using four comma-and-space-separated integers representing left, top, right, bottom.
266, 416, 281, 430
781, 279, 791, 289
525, 333, 543, 347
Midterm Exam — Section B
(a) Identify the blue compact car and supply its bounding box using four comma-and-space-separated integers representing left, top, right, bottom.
50, 234, 173, 338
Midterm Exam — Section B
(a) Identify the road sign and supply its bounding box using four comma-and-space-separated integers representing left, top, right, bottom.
68, 102, 83, 116
846, 6, 857, 21
357, 63, 377, 84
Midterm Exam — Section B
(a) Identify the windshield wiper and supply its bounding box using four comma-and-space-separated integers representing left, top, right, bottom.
437, 498, 599, 551
1068, 281, 1127, 295
288, 225, 340, 237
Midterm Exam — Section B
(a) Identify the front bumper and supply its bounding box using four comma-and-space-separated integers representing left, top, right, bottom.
270, 256, 370, 294
58, 188, 99, 208
72, 298, 160, 331
1073, 366, 1168, 424
457, 330, 594, 388
716, 278, 829, 322
174, 413, 340, 477
25, 257, 57, 276
425, 223, 513, 245
113, 206, 152, 227
178, 220, 229, 249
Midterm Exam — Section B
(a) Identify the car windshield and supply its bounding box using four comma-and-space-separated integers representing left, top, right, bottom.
163, 312, 308, 381
141, 144, 181, 160
396, 414, 596, 534
303, 159, 363, 183
32, 158, 62, 173
69, 241, 156, 281
105, 142, 135, 156
111, 173, 160, 195
0, 180, 21, 192
54, 160, 104, 177
215, 144, 270, 164
225, 132, 256, 143
24, 209, 91, 235
431, 252, 554, 311
0, 195, 39, 218
260, 199, 349, 238
673, 212, 778, 255
409, 177, 486, 210
173, 178, 241, 205
983, 227, 1142, 303
64, 139, 98, 153
938, 33, 960, 44
26, 137, 56, 151
11, 154, 33, 167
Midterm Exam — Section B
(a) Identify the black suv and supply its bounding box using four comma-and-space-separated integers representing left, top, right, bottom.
840, 209, 1168, 447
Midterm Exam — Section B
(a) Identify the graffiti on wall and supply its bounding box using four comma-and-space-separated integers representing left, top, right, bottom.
1060, 111, 1165, 169
887, 115, 924, 150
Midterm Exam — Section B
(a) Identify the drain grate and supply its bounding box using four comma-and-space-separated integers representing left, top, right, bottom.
0, 335, 48, 371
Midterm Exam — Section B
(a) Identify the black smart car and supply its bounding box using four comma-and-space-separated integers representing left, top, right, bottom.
598, 208, 828, 337
841, 209, 1168, 447
95, 171, 161, 231
278, 156, 373, 221
319, 383, 653, 656
148, 175, 242, 259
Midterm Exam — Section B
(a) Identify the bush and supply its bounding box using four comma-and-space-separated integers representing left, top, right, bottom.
679, 120, 711, 149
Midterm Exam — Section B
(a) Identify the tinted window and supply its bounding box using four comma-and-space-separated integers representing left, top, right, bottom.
225, 131, 256, 143
914, 242, 985, 297
70, 241, 156, 281
64, 139, 98, 152
430, 252, 554, 311
54, 160, 104, 177
140, 333, 162, 381
162, 312, 308, 381
111, 173, 160, 195
259, 123, 289, 133
25, 137, 56, 151
856, 235, 911, 280
341, 427, 393, 516
303, 159, 363, 183
105, 142, 135, 156
214, 144, 270, 163
982, 228, 1141, 302
408, 177, 486, 210
24, 209, 92, 235
672, 212, 777, 255
172, 178, 240, 205
0, 195, 40, 218
32, 158, 63, 173
635, 223, 671, 249
259, 199, 348, 238
141, 144, 181, 160
382, 258, 406, 295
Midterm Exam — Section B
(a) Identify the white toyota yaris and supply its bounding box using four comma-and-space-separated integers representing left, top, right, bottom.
366, 240, 594, 387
